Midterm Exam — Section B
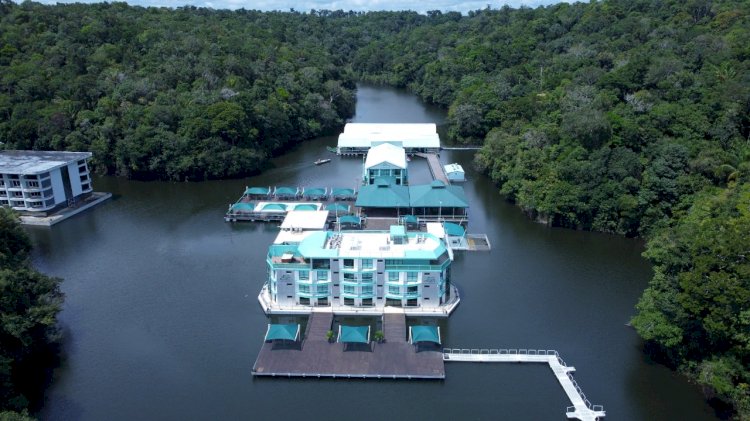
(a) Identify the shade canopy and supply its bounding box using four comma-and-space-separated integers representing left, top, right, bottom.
332, 188, 356, 199
326, 203, 350, 212
409, 326, 441, 345
245, 186, 270, 195
262, 203, 287, 211
265, 324, 300, 341
303, 187, 327, 197
294, 204, 318, 211
231, 202, 255, 212
338, 325, 370, 344
443, 222, 465, 237
275, 186, 298, 196
402, 215, 418, 224
339, 215, 362, 226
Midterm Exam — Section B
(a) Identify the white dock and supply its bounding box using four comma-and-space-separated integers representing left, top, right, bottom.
443, 348, 606, 421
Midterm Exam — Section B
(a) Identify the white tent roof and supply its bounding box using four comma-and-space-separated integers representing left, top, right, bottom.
338, 123, 440, 149
280, 211, 329, 230
444, 163, 464, 174
364, 143, 407, 169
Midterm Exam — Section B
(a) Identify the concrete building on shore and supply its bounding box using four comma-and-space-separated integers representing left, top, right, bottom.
0, 150, 94, 213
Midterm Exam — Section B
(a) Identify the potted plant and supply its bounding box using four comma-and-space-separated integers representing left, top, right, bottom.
373, 330, 385, 343
326, 330, 335, 343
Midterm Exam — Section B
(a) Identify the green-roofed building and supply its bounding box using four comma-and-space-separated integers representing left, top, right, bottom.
265, 229, 453, 312
408, 180, 468, 219
355, 178, 410, 216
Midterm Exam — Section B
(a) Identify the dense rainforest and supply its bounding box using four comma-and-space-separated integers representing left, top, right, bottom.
0, 209, 63, 419
1, 0, 748, 417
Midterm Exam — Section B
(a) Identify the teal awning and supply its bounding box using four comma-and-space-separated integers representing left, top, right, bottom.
338, 325, 370, 343
303, 187, 327, 197
332, 188, 356, 198
262, 203, 287, 211
409, 326, 441, 344
245, 186, 270, 195
403, 215, 418, 224
275, 186, 298, 196
443, 222, 465, 237
339, 215, 361, 225
230, 202, 255, 212
265, 324, 300, 341
326, 203, 350, 212
294, 204, 318, 211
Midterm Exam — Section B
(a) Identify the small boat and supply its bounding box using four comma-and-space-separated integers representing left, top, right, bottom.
314, 158, 331, 165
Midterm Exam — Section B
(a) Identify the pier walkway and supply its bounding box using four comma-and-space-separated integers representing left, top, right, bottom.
383, 312, 406, 343
443, 348, 605, 421
415, 153, 450, 185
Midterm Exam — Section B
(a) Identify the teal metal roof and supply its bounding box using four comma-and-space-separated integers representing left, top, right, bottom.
409, 326, 441, 344
265, 324, 300, 341
275, 186, 298, 195
294, 204, 318, 211
268, 244, 300, 258
409, 181, 468, 208
245, 186, 270, 195
326, 203, 350, 212
303, 187, 326, 197
338, 325, 370, 344
443, 222, 465, 237
403, 215, 418, 224
339, 215, 361, 225
390, 225, 406, 237
332, 188, 356, 197
355, 179, 409, 208
297, 231, 338, 258
230, 202, 255, 212
262, 203, 287, 211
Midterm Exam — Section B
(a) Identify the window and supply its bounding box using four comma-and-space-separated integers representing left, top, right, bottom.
362, 298, 373, 306
317, 270, 328, 281
343, 285, 355, 295
27, 181, 39, 188
361, 285, 373, 296
12, 191, 22, 198
344, 298, 354, 306
388, 285, 400, 295
312, 259, 330, 269
299, 297, 310, 305
406, 272, 418, 282
317, 284, 329, 295
361, 273, 373, 282
343, 259, 354, 269
317, 298, 328, 306
407, 286, 418, 293
298, 285, 310, 294
298, 270, 309, 280
343, 273, 356, 281
388, 272, 399, 282
406, 299, 418, 307
10, 180, 20, 187
361, 259, 373, 269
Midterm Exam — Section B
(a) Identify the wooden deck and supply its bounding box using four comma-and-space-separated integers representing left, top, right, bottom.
252, 312, 444, 379
383, 313, 406, 343
414, 153, 450, 185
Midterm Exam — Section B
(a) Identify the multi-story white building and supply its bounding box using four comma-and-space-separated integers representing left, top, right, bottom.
0, 151, 93, 213
263, 226, 457, 315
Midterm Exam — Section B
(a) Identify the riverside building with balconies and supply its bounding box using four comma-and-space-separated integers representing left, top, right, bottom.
259, 225, 459, 316
0, 151, 94, 213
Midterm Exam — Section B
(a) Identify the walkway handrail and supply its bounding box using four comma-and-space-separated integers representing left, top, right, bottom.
442, 347, 605, 418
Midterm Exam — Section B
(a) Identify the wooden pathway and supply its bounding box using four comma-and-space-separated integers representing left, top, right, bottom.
383, 313, 406, 343
414, 153, 450, 184
443, 348, 605, 421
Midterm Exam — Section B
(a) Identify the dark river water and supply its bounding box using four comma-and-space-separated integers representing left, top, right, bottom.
30, 85, 716, 420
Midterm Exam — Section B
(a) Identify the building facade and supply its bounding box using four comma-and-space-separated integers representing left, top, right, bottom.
0, 151, 93, 213
363, 143, 408, 185
266, 228, 452, 311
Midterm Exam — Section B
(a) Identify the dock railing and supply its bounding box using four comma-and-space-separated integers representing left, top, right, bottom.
442, 348, 605, 420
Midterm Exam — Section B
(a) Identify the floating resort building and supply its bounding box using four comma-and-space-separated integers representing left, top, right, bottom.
0, 150, 94, 213
336, 123, 440, 155
259, 225, 458, 316
363, 142, 408, 185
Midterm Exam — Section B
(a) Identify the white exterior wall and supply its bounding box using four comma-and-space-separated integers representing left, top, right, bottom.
50, 168, 67, 205
67, 163, 83, 196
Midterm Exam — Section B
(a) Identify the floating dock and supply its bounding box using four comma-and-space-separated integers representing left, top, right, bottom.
443, 348, 605, 420
252, 311, 445, 379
